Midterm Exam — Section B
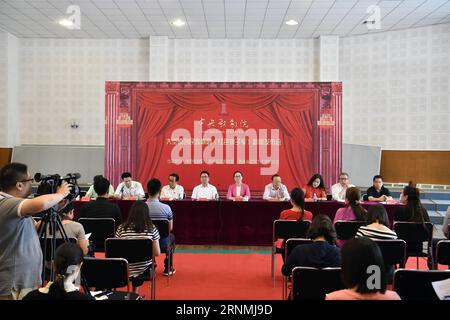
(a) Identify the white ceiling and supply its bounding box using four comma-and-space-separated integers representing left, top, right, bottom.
0, 0, 449, 39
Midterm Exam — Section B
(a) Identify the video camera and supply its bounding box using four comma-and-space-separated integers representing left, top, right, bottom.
34, 172, 81, 200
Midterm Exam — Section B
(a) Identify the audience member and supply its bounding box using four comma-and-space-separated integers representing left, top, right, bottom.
331, 172, 355, 202
23, 243, 94, 300
191, 171, 218, 200
85, 175, 114, 199
282, 215, 340, 276
263, 174, 290, 201
227, 171, 251, 201
356, 205, 397, 240
146, 178, 176, 276
280, 188, 313, 221
55, 202, 89, 255
356, 205, 397, 282
395, 182, 430, 223
114, 172, 145, 199
0, 163, 70, 300
326, 237, 401, 300
333, 187, 366, 247
116, 201, 161, 292
79, 177, 122, 226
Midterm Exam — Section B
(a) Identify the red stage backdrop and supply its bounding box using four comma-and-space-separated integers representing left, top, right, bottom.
105, 82, 342, 195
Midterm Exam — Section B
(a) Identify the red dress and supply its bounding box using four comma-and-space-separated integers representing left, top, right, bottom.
304, 185, 327, 199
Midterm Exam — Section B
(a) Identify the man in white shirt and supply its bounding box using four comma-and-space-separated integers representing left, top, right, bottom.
160, 173, 185, 200
191, 171, 218, 200
114, 172, 145, 199
331, 172, 355, 202
263, 174, 290, 201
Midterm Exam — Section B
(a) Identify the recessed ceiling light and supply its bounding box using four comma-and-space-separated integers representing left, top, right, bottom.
171, 19, 186, 27
59, 18, 74, 28
285, 20, 299, 26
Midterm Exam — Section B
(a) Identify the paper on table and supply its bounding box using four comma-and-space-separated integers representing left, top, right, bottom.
85, 233, 91, 240
431, 277, 450, 300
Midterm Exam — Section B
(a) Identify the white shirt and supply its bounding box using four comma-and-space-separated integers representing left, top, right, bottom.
331, 183, 355, 202
191, 184, 218, 200
263, 183, 290, 200
115, 181, 145, 199
160, 184, 185, 199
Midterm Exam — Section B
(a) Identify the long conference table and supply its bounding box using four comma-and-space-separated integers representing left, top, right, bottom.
73, 199, 402, 246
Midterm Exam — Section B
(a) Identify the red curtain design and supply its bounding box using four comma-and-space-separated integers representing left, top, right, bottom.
135, 91, 315, 187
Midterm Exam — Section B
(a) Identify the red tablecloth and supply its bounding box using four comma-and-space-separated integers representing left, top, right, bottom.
73, 199, 402, 246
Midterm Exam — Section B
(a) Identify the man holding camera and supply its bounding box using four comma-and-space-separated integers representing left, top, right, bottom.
0, 163, 71, 300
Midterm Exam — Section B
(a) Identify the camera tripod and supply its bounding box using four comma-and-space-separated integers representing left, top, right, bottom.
37, 204, 71, 283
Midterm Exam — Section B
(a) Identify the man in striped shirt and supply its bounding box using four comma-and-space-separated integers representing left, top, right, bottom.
146, 178, 176, 276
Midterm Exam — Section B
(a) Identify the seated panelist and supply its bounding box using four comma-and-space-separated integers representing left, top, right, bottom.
191, 171, 218, 200
226, 171, 250, 201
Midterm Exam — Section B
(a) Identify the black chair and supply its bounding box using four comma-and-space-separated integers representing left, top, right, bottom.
393, 269, 450, 300
81, 257, 139, 300
393, 222, 434, 269
291, 267, 344, 300
373, 239, 407, 268
152, 219, 175, 285
78, 218, 115, 252
436, 240, 450, 266
281, 238, 313, 299
326, 194, 332, 201
105, 238, 156, 300
334, 220, 366, 240
271, 219, 311, 284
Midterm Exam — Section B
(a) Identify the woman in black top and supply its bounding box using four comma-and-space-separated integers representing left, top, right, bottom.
23, 243, 94, 300
395, 183, 430, 223
394, 182, 432, 266
282, 214, 341, 276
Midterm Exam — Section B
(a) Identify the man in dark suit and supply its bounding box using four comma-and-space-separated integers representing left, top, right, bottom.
78, 177, 121, 226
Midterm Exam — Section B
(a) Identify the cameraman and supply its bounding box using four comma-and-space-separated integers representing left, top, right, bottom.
0, 163, 71, 300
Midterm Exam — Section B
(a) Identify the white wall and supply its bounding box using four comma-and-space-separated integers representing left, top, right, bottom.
0, 23, 448, 149
164, 38, 316, 82
0, 32, 8, 146
340, 24, 450, 150
0, 31, 19, 147
18, 38, 149, 145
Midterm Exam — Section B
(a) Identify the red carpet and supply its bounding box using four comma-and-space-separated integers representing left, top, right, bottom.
140, 253, 281, 300
94, 251, 448, 300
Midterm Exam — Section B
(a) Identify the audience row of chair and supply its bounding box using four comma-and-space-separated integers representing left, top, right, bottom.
272, 219, 439, 282
289, 267, 450, 300
37, 217, 173, 299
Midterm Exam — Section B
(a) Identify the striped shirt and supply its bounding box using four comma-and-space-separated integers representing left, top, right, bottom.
356, 225, 397, 240
115, 224, 160, 277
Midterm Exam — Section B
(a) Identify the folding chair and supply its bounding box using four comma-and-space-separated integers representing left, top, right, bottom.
393, 269, 450, 300
105, 238, 156, 300
394, 222, 434, 269
373, 239, 407, 268
334, 220, 366, 241
282, 238, 313, 299
271, 219, 311, 284
152, 219, 175, 286
291, 267, 344, 300
81, 257, 139, 300
436, 240, 450, 267
79, 218, 115, 252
